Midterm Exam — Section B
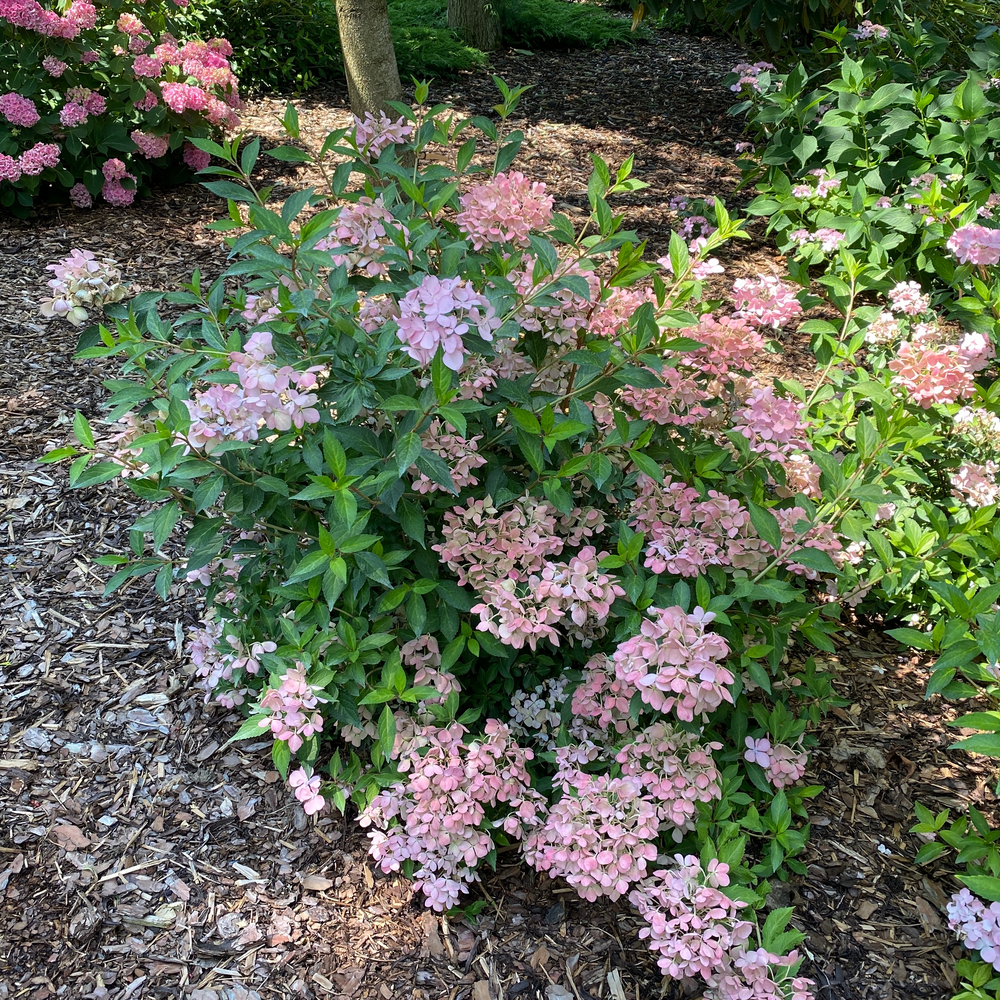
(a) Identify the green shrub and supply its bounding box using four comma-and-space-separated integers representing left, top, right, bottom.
500, 0, 638, 49
192, 0, 343, 93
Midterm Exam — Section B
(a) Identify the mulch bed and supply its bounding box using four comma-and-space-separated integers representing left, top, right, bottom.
0, 27, 990, 1000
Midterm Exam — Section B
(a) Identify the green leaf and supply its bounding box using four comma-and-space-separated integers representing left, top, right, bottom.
378, 705, 397, 758
950, 733, 1000, 757
285, 550, 330, 585
747, 501, 782, 551
959, 874, 1000, 902
395, 431, 424, 478
73, 410, 95, 449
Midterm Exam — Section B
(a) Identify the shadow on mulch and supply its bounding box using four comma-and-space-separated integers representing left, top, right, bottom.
0, 29, 988, 1000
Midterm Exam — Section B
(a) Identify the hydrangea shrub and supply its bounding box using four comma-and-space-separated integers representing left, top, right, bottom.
43, 81, 1000, 995
0, 0, 240, 213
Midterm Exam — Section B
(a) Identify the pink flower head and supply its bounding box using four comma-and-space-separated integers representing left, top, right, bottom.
315, 195, 408, 277
610, 605, 734, 721
395, 274, 500, 371
888, 280, 930, 316
0, 92, 40, 127
69, 182, 92, 208
948, 224, 1000, 265
353, 111, 413, 157
17, 142, 60, 175
42, 55, 67, 77
183, 142, 210, 172
457, 171, 554, 250
131, 130, 169, 159
0, 153, 21, 183
731, 276, 803, 329
160, 82, 210, 114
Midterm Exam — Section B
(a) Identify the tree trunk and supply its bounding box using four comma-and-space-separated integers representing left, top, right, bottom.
334, 0, 402, 117
447, 0, 502, 51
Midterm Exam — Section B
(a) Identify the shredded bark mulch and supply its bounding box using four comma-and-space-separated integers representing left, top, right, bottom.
0, 29, 986, 1000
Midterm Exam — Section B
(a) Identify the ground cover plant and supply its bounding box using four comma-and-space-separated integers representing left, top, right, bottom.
0, 0, 242, 214
31, 44, 1000, 993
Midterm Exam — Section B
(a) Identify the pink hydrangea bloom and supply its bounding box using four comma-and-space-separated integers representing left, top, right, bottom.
360, 721, 542, 911
610, 605, 734, 721
948, 888, 1000, 971
0, 92, 40, 126
888, 280, 930, 316
131, 130, 169, 159
69, 182, 92, 208
852, 19, 889, 38
135, 89, 159, 111
864, 312, 900, 346
84, 91, 106, 115
731, 276, 803, 329
888, 338, 976, 408
17, 142, 59, 176
258, 664, 324, 752
131, 54, 163, 76
161, 81, 210, 113
353, 111, 413, 157
182, 142, 211, 172
395, 274, 500, 370
730, 61, 776, 93
732, 384, 810, 460
411, 418, 486, 494
184, 384, 259, 452
42, 55, 67, 76
629, 857, 754, 980
316, 195, 407, 277
0, 153, 21, 183
951, 461, 1000, 507
523, 765, 659, 901
616, 722, 723, 838
457, 171, 554, 250
948, 224, 1000, 265
765, 742, 808, 789
60, 102, 88, 127
571, 653, 636, 734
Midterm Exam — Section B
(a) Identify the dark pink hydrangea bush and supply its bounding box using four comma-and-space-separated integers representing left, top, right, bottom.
46, 82, 1000, 997
0, 0, 240, 213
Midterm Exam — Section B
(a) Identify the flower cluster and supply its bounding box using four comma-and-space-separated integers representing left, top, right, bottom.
316, 195, 407, 277
948, 888, 1000, 971
259, 664, 324, 752
630, 857, 753, 979
851, 19, 889, 39
731, 277, 803, 329
633, 475, 843, 580
360, 721, 542, 910
730, 62, 776, 93
522, 767, 659, 901
609, 605, 734, 720
951, 461, 1000, 507
353, 111, 413, 158
411, 418, 487, 494
745, 738, 809, 789
39, 249, 125, 326
888, 281, 931, 316
436, 497, 618, 649
616, 722, 723, 838
948, 224, 1000, 266
457, 170, 554, 250
789, 228, 844, 253
395, 274, 501, 371
888, 324, 993, 408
